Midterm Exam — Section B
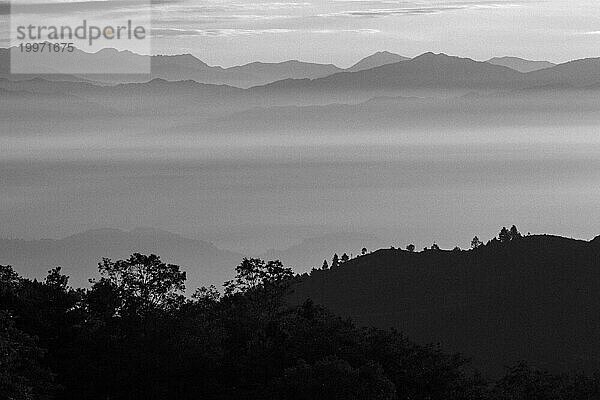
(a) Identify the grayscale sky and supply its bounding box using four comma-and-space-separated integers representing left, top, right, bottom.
2, 0, 600, 66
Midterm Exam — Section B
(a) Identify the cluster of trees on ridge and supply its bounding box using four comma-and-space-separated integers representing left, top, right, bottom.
320, 226, 524, 272
2, 227, 600, 399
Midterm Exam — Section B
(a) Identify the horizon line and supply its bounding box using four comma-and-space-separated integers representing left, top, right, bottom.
1, 45, 585, 69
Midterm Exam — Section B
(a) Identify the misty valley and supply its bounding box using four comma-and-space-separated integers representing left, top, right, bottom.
2, 47, 600, 399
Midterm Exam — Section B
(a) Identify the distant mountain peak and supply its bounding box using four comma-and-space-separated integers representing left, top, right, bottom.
243, 60, 319, 66
414, 51, 445, 58
412, 52, 461, 62
347, 51, 410, 72
64, 228, 127, 240
0, 228, 243, 289
486, 56, 556, 73
153, 53, 209, 67
416, 51, 438, 57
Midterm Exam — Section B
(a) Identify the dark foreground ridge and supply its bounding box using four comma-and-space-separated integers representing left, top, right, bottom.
291, 231, 600, 376
2, 229, 600, 399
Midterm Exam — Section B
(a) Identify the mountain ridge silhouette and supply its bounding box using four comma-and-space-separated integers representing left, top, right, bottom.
290, 233, 600, 377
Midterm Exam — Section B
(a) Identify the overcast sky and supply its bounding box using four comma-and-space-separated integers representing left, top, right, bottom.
2, 0, 600, 66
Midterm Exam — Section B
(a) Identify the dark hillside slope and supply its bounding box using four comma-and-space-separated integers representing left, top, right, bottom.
290, 235, 600, 376
525, 57, 600, 87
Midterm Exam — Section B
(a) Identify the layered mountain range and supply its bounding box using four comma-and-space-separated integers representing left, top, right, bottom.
1, 47, 568, 90
0, 228, 383, 290
2, 50, 599, 136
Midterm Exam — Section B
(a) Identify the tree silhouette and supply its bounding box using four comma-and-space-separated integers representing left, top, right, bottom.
4, 248, 600, 400
471, 236, 483, 249
498, 226, 521, 244
0, 311, 55, 400
498, 227, 511, 244
341, 253, 350, 263
332, 253, 340, 268
90, 253, 186, 317
362, 248, 368, 256
406, 244, 415, 252
192, 285, 221, 306
322, 260, 329, 270
492, 362, 600, 399
509, 225, 522, 241
44, 267, 69, 290
224, 258, 293, 295
274, 356, 396, 400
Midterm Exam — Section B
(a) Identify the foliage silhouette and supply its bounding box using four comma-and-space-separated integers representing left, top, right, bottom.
332, 253, 340, 268
90, 253, 186, 318
1, 228, 600, 399
471, 236, 483, 249
292, 231, 600, 378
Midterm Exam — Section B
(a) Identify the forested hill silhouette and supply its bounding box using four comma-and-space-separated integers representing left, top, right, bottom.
3, 229, 600, 398
290, 229, 600, 376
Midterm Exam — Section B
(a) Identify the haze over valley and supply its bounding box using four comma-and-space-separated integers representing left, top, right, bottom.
2, 49, 600, 285
5, 0, 600, 396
